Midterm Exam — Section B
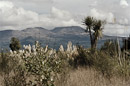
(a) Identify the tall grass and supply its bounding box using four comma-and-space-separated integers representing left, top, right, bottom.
55, 67, 130, 86
0, 41, 129, 86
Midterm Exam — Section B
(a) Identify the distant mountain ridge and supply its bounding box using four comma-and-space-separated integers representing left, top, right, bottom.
0, 26, 123, 50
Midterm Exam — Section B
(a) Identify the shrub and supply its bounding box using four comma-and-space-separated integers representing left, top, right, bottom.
71, 46, 94, 67
100, 40, 118, 57
9, 37, 21, 51
0, 41, 129, 85
21, 42, 67, 86
0, 49, 26, 86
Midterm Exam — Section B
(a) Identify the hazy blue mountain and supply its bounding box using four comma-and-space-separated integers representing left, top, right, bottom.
0, 26, 123, 50
52, 26, 86, 35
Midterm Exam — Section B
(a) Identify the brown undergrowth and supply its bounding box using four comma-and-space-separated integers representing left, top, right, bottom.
55, 67, 130, 86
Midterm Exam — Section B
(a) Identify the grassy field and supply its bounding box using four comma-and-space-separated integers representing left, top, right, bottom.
56, 67, 130, 86
0, 41, 129, 86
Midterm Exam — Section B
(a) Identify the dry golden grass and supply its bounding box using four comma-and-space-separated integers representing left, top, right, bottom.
0, 75, 4, 86
56, 67, 130, 86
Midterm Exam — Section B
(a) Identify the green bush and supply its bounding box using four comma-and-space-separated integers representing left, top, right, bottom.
9, 37, 21, 51
0, 40, 129, 85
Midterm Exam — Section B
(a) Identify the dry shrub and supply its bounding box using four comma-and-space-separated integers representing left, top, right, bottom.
70, 41, 130, 79
70, 46, 117, 78
56, 67, 130, 86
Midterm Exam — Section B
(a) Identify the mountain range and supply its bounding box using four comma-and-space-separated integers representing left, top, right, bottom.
0, 26, 123, 50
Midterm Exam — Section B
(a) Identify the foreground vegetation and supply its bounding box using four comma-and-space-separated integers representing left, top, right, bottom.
56, 68, 130, 86
0, 40, 130, 86
0, 16, 129, 86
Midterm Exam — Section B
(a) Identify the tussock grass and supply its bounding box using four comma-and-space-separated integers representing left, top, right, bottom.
56, 67, 130, 86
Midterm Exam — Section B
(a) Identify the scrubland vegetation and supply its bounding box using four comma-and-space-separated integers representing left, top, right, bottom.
0, 40, 130, 86
0, 16, 129, 86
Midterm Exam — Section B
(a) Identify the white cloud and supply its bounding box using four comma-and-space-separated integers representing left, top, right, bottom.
120, 0, 129, 7
89, 8, 114, 23
0, 0, 53, 14
42, 7, 81, 28
0, 1, 39, 30
118, 18, 129, 25
3, 0, 53, 3
104, 24, 130, 37
0, 0, 130, 36
90, 1, 97, 7
0, 1, 13, 8
0, 1, 80, 30
51, 7, 72, 20
89, 8, 129, 36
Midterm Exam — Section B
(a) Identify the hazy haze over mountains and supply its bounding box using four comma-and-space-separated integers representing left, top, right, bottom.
0, 26, 123, 50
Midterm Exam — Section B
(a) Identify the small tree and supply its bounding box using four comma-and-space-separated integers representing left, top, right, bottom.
9, 37, 21, 51
83, 16, 105, 49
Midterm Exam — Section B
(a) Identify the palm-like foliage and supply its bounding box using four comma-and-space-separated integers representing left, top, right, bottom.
84, 16, 105, 49
93, 20, 104, 39
84, 16, 94, 30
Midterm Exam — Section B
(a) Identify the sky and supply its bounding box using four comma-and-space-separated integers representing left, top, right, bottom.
0, 0, 130, 36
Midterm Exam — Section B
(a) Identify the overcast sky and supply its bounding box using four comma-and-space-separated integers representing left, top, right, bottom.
0, 0, 129, 36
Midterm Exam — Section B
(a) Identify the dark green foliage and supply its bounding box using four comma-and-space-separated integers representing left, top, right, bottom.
9, 37, 21, 51
71, 46, 94, 67
84, 16, 94, 29
68, 40, 130, 79
93, 51, 117, 78
0, 50, 9, 73
71, 49, 118, 78
0, 50, 19, 74
100, 40, 118, 57
23, 54, 56, 86
22, 46, 66, 86
83, 16, 105, 49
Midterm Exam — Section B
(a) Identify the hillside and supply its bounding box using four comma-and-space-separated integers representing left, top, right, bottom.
0, 26, 123, 50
